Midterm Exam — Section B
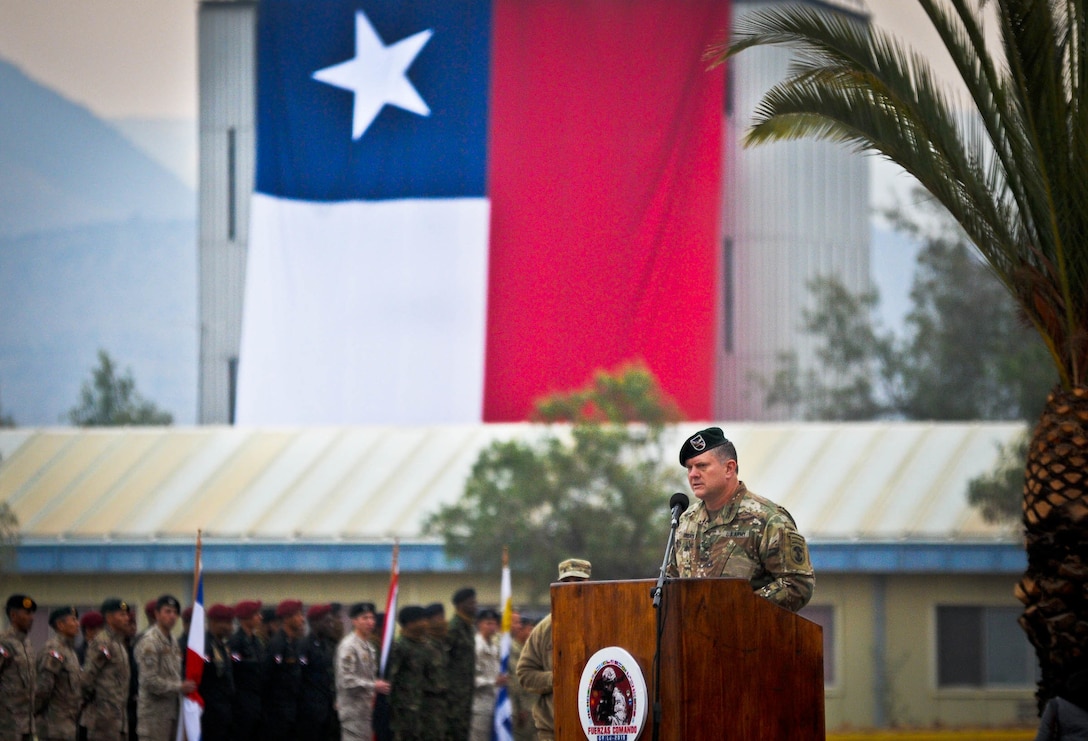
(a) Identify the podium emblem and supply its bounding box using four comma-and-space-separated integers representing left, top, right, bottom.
577, 646, 647, 741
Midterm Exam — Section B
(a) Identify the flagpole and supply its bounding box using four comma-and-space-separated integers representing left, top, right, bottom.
191, 529, 202, 605
379, 538, 400, 676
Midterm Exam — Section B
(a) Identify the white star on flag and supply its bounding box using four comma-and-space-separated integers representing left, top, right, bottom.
313, 10, 433, 140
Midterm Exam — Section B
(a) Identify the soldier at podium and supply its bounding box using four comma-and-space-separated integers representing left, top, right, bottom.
667, 427, 815, 612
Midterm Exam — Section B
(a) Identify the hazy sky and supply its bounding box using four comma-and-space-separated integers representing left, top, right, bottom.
0, 0, 989, 121
0, 0, 197, 120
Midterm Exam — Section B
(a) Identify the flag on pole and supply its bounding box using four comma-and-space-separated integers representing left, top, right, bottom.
178, 531, 204, 741
236, 0, 726, 425
494, 547, 513, 741
379, 540, 400, 676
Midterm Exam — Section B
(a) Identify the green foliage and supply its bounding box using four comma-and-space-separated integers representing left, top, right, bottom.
66, 349, 173, 426
968, 432, 1029, 525
0, 502, 17, 573
423, 364, 686, 603
765, 278, 895, 420
719, 0, 1088, 389
763, 194, 1053, 422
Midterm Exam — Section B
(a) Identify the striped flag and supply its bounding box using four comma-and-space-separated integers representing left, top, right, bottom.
178, 533, 204, 741
379, 541, 400, 676
236, 0, 726, 425
494, 548, 513, 741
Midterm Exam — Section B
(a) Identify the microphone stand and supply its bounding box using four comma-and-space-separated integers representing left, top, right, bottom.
650, 508, 682, 741
651, 510, 681, 608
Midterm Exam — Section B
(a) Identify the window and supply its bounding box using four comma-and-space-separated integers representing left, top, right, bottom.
936, 605, 1036, 688
800, 603, 835, 686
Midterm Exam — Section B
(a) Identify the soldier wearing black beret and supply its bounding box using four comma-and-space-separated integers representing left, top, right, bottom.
669, 427, 815, 612
446, 588, 477, 741
0, 593, 37, 739
36, 606, 81, 740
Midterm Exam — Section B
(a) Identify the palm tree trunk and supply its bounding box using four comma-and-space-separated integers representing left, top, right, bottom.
1017, 385, 1088, 712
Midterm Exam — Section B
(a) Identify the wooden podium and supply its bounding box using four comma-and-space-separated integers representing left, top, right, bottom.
551, 578, 824, 740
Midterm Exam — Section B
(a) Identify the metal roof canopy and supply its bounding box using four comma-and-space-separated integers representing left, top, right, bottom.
1, 423, 1027, 574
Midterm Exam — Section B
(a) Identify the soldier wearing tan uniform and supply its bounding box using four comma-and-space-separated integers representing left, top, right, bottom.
335, 602, 390, 741
516, 559, 591, 741
135, 595, 195, 741
35, 606, 82, 741
0, 593, 37, 741
667, 427, 815, 612
82, 598, 132, 741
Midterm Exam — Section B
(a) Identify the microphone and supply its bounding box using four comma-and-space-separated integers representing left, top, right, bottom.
652, 492, 690, 608
668, 492, 689, 528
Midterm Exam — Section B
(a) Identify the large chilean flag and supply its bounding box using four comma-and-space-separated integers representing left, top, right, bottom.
236, 0, 726, 425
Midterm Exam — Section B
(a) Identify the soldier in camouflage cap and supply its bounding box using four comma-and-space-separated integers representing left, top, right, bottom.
667, 427, 815, 612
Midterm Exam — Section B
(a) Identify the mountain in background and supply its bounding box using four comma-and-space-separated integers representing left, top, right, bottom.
0, 57, 197, 425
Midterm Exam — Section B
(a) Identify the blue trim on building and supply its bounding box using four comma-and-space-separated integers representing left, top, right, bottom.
12, 540, 1026, 575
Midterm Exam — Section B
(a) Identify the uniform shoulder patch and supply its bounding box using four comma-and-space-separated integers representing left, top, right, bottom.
49, 649, 65, 662
786, 532, 810, 569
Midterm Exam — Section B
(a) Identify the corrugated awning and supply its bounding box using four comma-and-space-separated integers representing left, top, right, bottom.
0, 422, 1026, 544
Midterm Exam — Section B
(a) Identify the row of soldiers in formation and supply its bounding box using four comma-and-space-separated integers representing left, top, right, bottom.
0, 581, 559, 741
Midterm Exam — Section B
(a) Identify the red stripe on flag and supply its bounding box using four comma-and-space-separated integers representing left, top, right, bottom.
484, 0, 727, 421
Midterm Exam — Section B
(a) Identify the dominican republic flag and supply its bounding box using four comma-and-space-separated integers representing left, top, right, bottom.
494, 560, 513, 741
178, 562, 205, 741
236, 0, 727, 425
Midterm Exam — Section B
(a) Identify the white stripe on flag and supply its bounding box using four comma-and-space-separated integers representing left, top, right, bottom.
238, 194, 490, 425
494, 564, 513, 741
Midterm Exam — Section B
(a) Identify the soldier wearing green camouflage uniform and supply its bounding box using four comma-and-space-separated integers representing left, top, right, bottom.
387, 606, 434, 741
0, 593, 37, 741
35, 606, 82, 741
445, 588, 477, 741
422, 603, 450, 740
82, 598, 133, 741
667, 427, 815, 612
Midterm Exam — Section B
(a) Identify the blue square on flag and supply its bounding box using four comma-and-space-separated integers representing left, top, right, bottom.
256, 0, 491, 201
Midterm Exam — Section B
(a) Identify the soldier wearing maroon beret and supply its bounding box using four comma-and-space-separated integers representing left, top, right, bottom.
298, 605, 337, 740
229, 601, 264, 741
261, 600, 305, 740
199, 605, 236, 741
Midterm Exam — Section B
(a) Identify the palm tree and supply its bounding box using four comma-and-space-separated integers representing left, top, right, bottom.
717, 0, 1088, 710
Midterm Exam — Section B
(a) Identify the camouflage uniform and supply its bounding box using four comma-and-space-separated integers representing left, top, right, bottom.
422, 634, 449, 740
508, 639, 535, 741
35, 632, 81, 740
666, 481, 815, 612
444, 614, 475, 741
134, 627, 184, 740
334, 632, 380, 741
82, 626, 131, 740
515, 616, 553, 741
0, 624, 35, 740
388, 635, 438, 741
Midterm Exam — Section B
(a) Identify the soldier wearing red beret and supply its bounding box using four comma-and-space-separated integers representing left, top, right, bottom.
228, 601, 264, 741
198, 605, 236, 741
298, 604, 338, 741
261, 600, 305, 740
